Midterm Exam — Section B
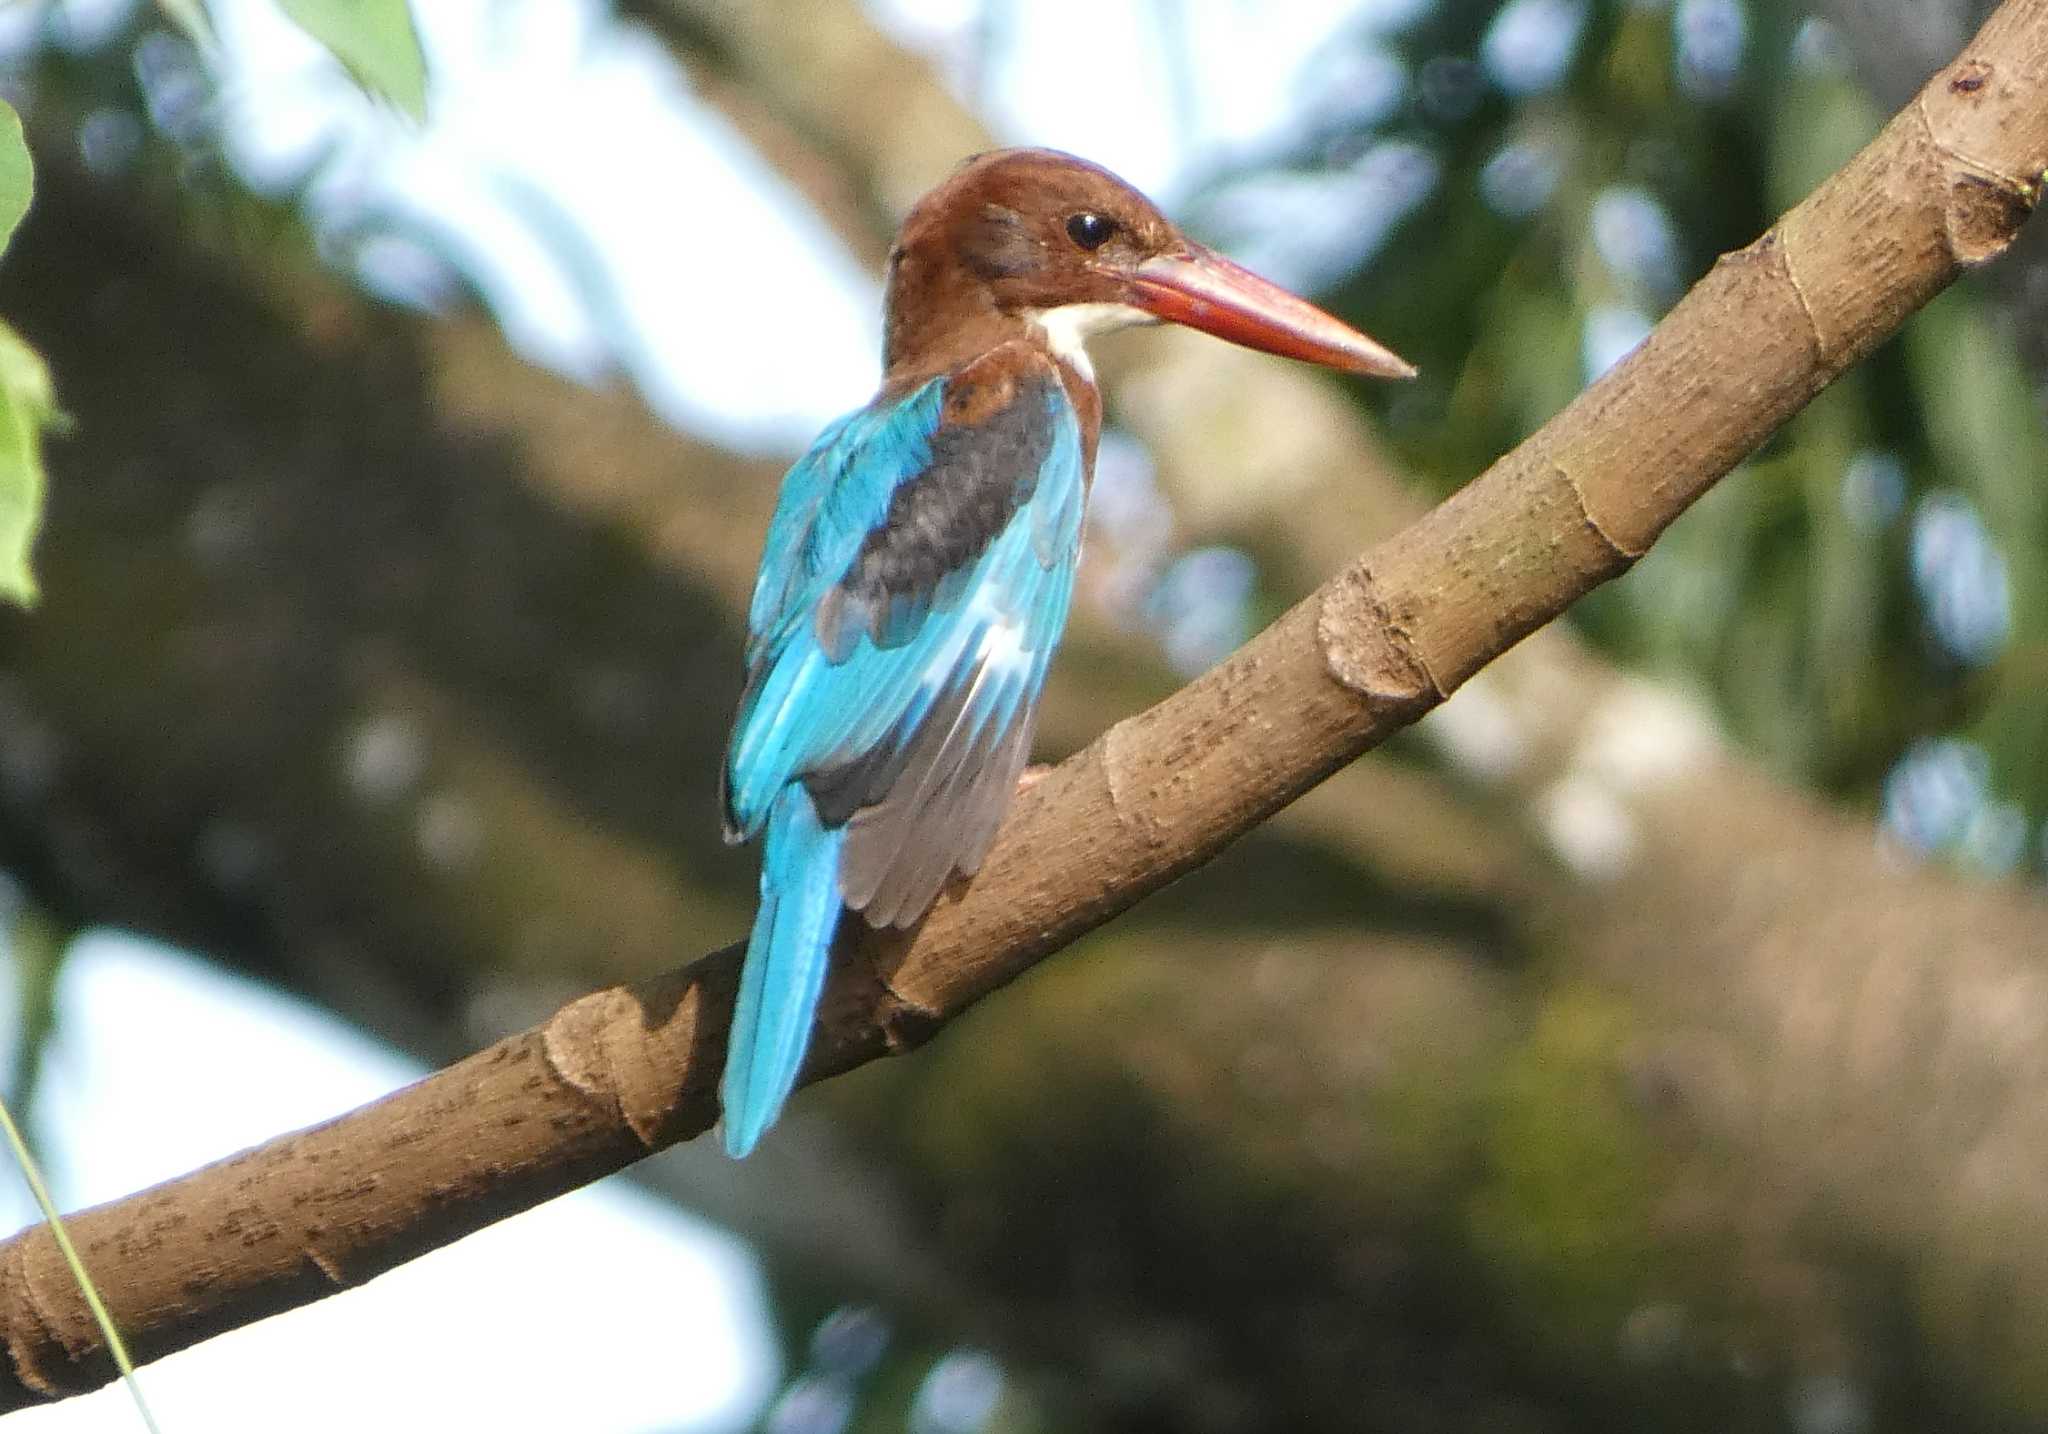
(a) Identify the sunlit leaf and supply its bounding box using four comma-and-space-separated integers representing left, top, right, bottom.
279, 0, 429, 121
0, 100, 30, 261
0, 324, 57, 608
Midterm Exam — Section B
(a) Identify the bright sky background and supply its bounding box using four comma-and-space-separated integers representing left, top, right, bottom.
1, 1, 1402, 1430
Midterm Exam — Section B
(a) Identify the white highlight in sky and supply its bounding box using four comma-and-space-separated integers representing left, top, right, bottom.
1481, 0, 1587, 96
205, 0, 883, 450
870, 0, 1397, 200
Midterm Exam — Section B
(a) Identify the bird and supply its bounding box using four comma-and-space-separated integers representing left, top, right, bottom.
718, 147, 1414, 1156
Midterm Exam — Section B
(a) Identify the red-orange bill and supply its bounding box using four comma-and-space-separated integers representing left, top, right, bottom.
1128, 243, 1416, 380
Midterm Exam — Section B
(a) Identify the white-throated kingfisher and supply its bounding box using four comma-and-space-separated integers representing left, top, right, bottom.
719, 148, 1414, 1156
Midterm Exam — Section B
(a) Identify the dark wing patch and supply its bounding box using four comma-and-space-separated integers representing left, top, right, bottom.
807, 664, 1040, 927
815, 365, 1059, 659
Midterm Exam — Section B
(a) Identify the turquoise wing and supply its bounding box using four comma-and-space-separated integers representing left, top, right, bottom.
723, 354, 1086, 925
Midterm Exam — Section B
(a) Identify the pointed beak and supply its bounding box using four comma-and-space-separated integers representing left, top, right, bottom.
1127, 243, 1416, 380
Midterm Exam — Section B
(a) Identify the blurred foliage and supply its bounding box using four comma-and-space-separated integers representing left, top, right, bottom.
0, 99, 47, 608
1466, 987, 1662, 1375
0, 75, 136, 1428
2, 900, 70, 1146
750, 1300, 1047, 1434
0, 100, 28, 247
0, 0, 435, 615
276, 0, 428, 121
0, 321, 55, 610
0, 908, 158, 1432
148, 0, 215, 50
1188, 0, 2048, 876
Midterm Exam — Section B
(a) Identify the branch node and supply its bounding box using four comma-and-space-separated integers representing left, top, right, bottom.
878, 996, 945, 1054
1317, 562, 1444, 705
1915, 63, 2041, 268
0, 1252, 66, 1398
859, 924, 947, 1054
1944, 169, 2038, 267
538, 993, 653, 1148
1558, 462, 1648, 563
1765, 227, 1834, 377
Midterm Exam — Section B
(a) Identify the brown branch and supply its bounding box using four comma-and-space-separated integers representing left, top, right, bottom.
3, 2, 2045, 1408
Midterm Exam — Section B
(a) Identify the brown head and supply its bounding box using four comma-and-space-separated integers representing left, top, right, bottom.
881, 147, 1415, 387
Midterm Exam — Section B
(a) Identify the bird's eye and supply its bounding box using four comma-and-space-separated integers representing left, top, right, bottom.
1065, 212, 1116, 250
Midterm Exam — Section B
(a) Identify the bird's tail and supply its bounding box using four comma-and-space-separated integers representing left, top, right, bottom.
721, 784, 846, 1157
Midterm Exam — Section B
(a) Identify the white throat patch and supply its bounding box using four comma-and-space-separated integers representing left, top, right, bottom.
1030, 302, 1155, 381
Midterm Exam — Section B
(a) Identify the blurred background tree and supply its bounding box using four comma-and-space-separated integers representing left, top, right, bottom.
2, 0, 2047, 1430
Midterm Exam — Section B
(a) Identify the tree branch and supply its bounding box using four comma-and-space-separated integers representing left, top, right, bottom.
3, 1, 2044, 1408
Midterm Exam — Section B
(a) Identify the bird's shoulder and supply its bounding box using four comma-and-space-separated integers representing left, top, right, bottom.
817, 344, 1080, 657
924, 339, 1068, 425
888, 335, 1099, 453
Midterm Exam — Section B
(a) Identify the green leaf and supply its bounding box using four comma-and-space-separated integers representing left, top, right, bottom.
0, 323, 57, 608
0, 100, 31, 261
279, 0, 429, 121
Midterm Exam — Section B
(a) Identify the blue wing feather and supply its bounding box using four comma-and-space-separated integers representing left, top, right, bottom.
719, 353, 1085, 1155
725, 368, 1081, 841
743, 381, 947, 666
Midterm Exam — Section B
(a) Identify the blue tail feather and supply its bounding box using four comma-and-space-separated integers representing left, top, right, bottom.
721, 785, 846, 1157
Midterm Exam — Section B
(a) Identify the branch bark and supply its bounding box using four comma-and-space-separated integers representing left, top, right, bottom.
2, 1, 2045, 1409
1818, 0, 2048, 395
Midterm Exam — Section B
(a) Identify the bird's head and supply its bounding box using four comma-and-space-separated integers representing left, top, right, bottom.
883, 147, 1414, 382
